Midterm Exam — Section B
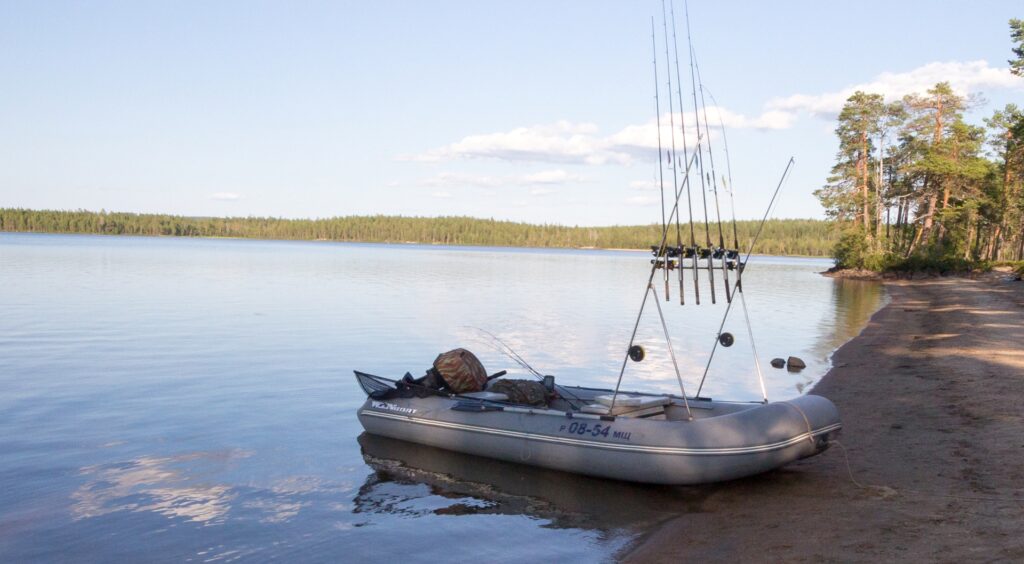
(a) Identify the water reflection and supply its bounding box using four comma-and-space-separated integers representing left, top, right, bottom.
69, 450, 354, 528
356, 433, 707, 532
71, 450, 249, 524
0, 235, 886, 562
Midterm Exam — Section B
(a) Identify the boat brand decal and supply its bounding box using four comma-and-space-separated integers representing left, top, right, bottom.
370, 401, 416, 415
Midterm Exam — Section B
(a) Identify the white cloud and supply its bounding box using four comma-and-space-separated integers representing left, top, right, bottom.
522, 169, 587, 184
209, 192, 241, 201
421, 169, 587, 191
404, 110, 789, 167
529, 187, 553, 196
424, 172, 502, 188
768, 60, 1022, 118
630, 179, 660, 191
402, 120, 617, 165
625, 195, 661, 206
399, 59, 1020, 171
430, 191, 452, 198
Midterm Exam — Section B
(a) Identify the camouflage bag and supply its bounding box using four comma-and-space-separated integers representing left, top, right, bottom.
432, 348, 488, 393
488, 378, 548, 406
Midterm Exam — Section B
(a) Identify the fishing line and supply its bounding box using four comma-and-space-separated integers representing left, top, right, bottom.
830, 440, 1024, 505
651, 18, 670, 302
660, 0, 684, 304
612, 150, 700, 408
702, 86, 741, 253
696, 158, 794, 399
466, 326, 586, 410
692, 51, 731, 302
669, 0, 698, 304
683, 0, 715, 304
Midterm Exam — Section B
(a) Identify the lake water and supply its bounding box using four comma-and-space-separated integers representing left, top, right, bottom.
0, 233, 884, 562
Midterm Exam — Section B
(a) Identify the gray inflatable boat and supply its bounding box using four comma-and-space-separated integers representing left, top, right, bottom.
354, 57, 843, 484
355, 372, 840, 485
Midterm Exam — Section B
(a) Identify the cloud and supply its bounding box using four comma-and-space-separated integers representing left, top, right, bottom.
529, 187, 553, 196
209, 192, 241, 201
424, 172, 502, 188
630, 179, 660, 191
399, 59, 1020, 169
768, 60, 1022, 118
430, 191, 452, 198
625, 195, 661, 206
402, 120, 617, 165
421, 169, 588, 191
522, 169, 587, 184
404, 110, 788, 166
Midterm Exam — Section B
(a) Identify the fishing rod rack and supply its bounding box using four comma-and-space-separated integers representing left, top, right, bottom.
609, 0, 794, 412
650, 245, 741, 270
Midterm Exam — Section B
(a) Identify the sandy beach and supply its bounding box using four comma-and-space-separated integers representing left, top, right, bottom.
625, 274, 1024, 562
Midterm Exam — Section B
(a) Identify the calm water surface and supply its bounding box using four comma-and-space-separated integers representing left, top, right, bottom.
0, 234, 884, 562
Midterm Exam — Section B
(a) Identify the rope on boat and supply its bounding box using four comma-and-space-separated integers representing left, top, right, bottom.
778, 400, 814, 444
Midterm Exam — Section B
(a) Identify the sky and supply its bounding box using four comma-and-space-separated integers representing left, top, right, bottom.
1, 1, 1022, 226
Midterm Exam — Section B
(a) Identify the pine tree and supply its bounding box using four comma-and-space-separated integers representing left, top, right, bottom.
1010, 19, 1024, 77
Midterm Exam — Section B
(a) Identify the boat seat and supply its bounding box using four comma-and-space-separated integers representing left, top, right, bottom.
581, 403, 610, 415
582, 395, 671, 417
460, 391, 509, 401
594, 394, 671, 409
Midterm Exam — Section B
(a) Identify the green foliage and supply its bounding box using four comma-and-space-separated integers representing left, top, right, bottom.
832, 229, 870, 269
883, 255, 980, 274
0, 208, 839, 256
831, 228, 888, 271
820, 52, 1024, 272
1011, 19, 1024, 77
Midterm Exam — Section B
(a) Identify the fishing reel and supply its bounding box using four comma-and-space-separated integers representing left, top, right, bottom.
628, 345, 646, 362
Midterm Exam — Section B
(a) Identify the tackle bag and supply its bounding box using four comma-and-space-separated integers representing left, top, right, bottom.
432, 348, 488, 393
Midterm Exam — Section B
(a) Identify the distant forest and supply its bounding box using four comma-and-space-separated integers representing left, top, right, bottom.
0, 208, 837, 257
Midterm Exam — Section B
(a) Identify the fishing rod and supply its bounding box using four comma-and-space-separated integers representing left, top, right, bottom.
692, 50, 731, 302
660, 0, 684, 304
704, 85, 765, 392
612, 148, 701, 409
696, 157, 795, 401
704, 85, 737, 262
468, 326, 586, 410
651, 17, 670, 302
683, 0, 716, 304
668, 0, 698, 305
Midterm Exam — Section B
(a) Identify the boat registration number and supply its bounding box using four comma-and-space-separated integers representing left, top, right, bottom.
559, 421, 630, 440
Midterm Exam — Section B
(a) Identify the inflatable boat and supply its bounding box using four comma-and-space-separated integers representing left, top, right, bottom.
355, 371, 840, 485
355, 19, 843, 485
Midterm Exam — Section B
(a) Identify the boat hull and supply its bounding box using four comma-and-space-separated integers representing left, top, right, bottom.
356, 392, 840, 485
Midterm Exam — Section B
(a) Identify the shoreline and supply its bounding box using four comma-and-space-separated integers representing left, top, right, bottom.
0, 231, 830, 258
624, 273, 1024, 561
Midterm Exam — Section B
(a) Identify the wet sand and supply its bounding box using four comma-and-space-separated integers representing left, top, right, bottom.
625, 275, 1024, 562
